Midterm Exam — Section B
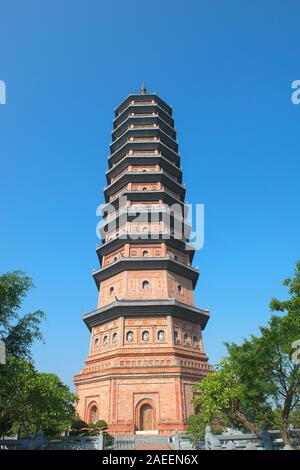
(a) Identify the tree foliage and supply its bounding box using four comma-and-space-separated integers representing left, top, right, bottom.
0, 358, 76, 437
0, 271, 45, 359
190, 261, 300, 446
191, 359, 269, 437
0, 270, 76, 437
0, 358, 36, 436
69, 418, 108, 436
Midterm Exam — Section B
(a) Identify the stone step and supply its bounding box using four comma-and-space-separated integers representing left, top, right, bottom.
135, 444, 171, 450
134, 435, 170, 445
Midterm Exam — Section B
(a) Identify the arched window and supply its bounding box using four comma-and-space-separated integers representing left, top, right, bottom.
142, 331, 149, 342
142, 225, 147, 232
89, 404, 98, 424
112, 332, 117, 343
193, 336, 198, 347
177, 284, 182, 293
114, 256, 118, 262
126, 331, 134, 342
109, 286, 114, 295
142, 280, 149, 290
174, 331, 179, 343
142, 187, 147, 191
103, 336, 108, 347
184, 333, 189, 344
158, 330, 165, 341
143, 250, 149, 257
94, 338, 99, 350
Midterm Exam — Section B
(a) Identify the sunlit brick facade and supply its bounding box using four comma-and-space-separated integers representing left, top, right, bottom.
73, 86, 211, 435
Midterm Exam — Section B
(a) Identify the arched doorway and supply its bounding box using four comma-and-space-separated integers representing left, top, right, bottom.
135, 398, 157, 432
140, 404, 153, 431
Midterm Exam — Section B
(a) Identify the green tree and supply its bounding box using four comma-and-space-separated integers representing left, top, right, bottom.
22, 371, 76, 435
190, 261, 300, 447
0, 358, 36, 437
0, 358, 76, 437
0, 271, 45, 359
0, 271, 76, 437
191, 359, 267, 437
256, 260, 300, 445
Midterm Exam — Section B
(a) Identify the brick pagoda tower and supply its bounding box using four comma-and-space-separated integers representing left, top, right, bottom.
74, 86, 211, 435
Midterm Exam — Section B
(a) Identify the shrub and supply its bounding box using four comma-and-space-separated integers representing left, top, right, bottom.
71, 419, 88, 430
94, 420, 108, 430
70, 419, 89, 435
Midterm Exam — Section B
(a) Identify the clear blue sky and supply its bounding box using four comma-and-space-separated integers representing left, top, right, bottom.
0, 1, 299, 388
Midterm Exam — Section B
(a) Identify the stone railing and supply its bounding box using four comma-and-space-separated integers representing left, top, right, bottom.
0, 432, 104, 451
193, 426, 300, 450
110, 434, 135, 450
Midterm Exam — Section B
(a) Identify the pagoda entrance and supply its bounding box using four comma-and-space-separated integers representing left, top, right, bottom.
140, 404, 153, 431
135, 399, 157, 432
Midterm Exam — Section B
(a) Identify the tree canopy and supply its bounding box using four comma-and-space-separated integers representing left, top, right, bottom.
0, 271, 45, 359
0, 271, 76, 437
0, 358, 76, 437
190, 261, 300, 447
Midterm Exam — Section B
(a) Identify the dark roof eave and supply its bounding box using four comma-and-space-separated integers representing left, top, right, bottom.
83, 299, 210, 331
114, 93, 172, 117
112, 114, 177, 141
101, 191, 186, 212
108, 141, 180, 167
106, 154, 183, 183
104, 173, 186, 200
95, 236, 196, 262
92, 257, 199, 288
99, 212, 192, 238
110, 128, 178, 154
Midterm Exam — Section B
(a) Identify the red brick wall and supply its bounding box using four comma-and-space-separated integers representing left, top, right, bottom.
74, 314, 211, 434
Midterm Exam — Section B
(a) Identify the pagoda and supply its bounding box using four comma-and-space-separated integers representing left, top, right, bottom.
73, 86, 211, 435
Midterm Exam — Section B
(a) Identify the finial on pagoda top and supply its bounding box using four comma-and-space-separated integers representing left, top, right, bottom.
140, 83, 147, 94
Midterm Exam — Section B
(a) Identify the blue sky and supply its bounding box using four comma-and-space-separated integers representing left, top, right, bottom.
0, 0, 299, 388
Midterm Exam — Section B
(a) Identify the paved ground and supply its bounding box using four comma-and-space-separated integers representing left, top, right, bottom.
135, 444, 171, 450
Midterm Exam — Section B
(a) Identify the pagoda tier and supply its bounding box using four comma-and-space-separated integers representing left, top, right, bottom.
96, 236, 197, 263
74, 87, 211, 435
106, 154, 182, 183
